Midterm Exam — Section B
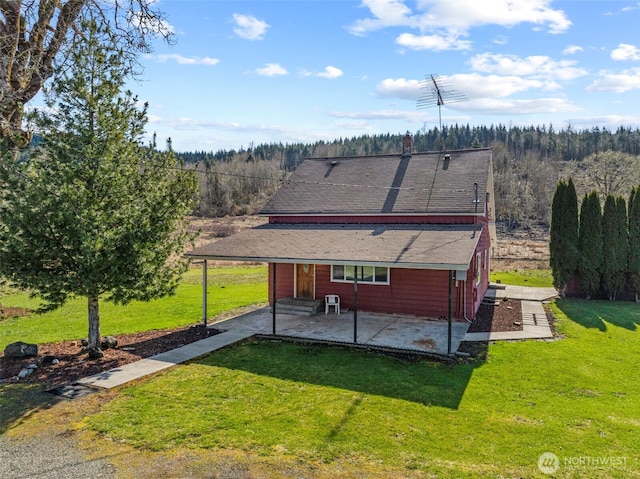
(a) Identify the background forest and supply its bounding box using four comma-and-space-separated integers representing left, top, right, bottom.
181, 124, 640, 236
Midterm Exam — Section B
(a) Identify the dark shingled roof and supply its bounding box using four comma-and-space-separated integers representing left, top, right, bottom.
261, 148, 492, 216
186, 223, 483, 270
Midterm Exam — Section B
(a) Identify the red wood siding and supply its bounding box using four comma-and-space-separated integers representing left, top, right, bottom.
313, 265, 467, 318
268, 263, 295, 303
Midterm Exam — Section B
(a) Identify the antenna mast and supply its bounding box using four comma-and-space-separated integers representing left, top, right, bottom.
417, 74, 467, 148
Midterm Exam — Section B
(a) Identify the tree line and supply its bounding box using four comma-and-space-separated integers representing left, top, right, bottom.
550, 179, 640, 301
181, 125, 640, 226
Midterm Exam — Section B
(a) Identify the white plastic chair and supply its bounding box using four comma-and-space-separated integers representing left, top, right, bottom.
325, 294, 340, 314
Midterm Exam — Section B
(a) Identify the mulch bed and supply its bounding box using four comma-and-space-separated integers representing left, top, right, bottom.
0, 324, 219, 387
467, 298, 523, 333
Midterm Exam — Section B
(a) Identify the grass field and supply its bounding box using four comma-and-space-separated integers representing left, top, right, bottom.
0, 265, 268, 350
2, 265, 639, 478
490, 269, 554, 287
81, 298, 640, 478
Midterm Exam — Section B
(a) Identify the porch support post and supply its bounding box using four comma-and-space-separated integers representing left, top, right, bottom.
447, 270, 453, 355
353, 266, 358, 343
272, 262, 277, 334
202, 260, 208, 327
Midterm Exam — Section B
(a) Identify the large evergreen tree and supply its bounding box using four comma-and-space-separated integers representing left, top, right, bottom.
616, 196, 629, 295
601, 195, 626, 300
550, 178, 579, 295
577, 191, 603, 299
629, 186, 640, 302
0, 20, 198, 357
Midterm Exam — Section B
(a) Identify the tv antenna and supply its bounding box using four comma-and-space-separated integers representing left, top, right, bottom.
417, 74, 467, 132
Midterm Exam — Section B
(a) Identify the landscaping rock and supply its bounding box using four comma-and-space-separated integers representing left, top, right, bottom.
87, 347, 104, 360
17, 368, 33, 379
25, 363, 38, 369
4, 341, 38, 358
101, 336, 118, 350
41, 355, 57, 365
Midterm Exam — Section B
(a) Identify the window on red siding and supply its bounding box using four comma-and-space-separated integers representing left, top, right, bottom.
331, 265, 389, 285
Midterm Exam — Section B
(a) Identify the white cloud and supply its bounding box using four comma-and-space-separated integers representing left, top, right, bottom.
611, 43, 640, 61
375, 78, 423, 100
255, 63, 288, 76
148, 115, 293, 135
587, 68, 640, 92
376, 73, 570, 110
149, 54, 219, 66
462, 97, 580, 115
447, 73, 556, 98
317, 66, 343, 79
349, 0, 571, 44
563, 45, 583, 55
349, 0, 417, 36
492, 35, 508, 45
469, 53, 587, 81
566, 114, 640, 131
329, 109, 430, 121
232, 13, 269, 40
396, 32, 472, 51
301, 66, 344, 79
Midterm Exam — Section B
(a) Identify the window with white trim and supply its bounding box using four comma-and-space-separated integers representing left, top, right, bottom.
331, 265, 389, 285
476, 252, 482, 284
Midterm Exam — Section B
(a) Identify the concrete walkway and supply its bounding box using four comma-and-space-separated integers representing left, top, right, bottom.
77, 330, 253, 389
464, 284, 558, 342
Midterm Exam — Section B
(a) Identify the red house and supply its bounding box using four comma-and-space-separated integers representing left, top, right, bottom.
187, 135, 495, 325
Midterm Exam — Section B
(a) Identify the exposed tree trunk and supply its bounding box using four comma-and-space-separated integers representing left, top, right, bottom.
87, 294, 103, 358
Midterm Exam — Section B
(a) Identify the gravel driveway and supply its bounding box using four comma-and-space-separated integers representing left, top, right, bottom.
0, 434, 116, 479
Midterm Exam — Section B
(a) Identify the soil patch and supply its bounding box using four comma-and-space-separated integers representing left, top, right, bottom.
0, 324, 220, 387
468, 299, 523, 333
0, 304, 32, 320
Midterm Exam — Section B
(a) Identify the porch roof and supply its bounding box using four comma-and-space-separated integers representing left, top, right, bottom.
186, 223, 483, 271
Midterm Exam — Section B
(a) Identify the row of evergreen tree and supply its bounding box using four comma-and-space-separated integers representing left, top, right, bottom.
550, 179, 640, 301
178, 124, 640, 170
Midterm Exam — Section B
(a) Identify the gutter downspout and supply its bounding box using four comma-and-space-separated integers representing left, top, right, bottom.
463, 279, 472, 323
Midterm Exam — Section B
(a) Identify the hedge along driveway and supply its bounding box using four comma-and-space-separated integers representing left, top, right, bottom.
0, 265, 268, 350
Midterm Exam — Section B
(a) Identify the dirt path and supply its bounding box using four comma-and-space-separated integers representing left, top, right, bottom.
0, 433, 116, 479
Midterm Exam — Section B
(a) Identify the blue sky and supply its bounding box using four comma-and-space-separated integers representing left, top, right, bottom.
127, 0, 640, 152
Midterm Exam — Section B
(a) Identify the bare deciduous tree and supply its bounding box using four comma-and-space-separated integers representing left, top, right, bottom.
573, 150, 640, 201
0, 0, 172, 148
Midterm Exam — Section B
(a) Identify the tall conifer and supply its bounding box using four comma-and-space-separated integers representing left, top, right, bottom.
602, 195, 626, 300
577, 192, 602, 299
629, 186, 640, 302
550, 178, 579, 295
0, 20, 198, 356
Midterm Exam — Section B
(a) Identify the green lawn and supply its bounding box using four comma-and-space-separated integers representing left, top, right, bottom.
85, 299, 640, 478
491, 268, 554, 287
0, 265, 267, 349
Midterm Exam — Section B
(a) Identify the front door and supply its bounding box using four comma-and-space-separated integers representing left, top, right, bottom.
296, 263, 315, 298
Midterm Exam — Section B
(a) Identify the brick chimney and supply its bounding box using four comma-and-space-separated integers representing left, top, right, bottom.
402, 131, 412, 158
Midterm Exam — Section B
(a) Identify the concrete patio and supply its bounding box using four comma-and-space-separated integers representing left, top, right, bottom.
209, 308, 470, 356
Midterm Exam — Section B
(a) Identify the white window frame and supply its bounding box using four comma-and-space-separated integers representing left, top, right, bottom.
331, 265, 390, 285
476, 252, 482, 284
